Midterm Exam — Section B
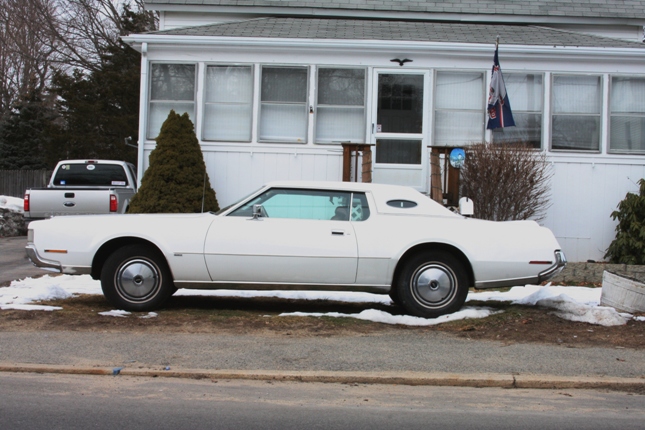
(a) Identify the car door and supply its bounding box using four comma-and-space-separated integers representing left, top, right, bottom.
204, 188, 358, 285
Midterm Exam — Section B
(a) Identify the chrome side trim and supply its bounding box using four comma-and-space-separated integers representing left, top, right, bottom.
475, 276, 539, 290
173, 281, 391, 294
61, 266, 92, 275
25, 245, 62, 272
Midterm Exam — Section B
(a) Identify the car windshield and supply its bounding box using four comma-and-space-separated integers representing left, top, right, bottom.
215, 188, 262, 215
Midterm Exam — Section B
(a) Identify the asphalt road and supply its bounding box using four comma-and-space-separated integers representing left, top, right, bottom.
0, 236, 50, 285
2, 373, 644, 430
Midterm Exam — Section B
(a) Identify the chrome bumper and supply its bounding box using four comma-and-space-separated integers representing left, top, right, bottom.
475, 250, 567, 289
538, 250, 567, 282
25, 245, 62, 272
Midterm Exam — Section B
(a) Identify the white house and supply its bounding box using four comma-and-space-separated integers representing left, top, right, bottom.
123, 0, 645, 262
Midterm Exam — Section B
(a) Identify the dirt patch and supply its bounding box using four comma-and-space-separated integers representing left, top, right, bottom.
1, 291, 644, 348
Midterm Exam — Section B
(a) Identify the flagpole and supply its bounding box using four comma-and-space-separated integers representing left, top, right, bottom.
489, 36, 500, 145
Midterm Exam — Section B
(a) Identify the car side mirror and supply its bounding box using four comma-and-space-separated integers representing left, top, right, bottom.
252, 204, 265, 220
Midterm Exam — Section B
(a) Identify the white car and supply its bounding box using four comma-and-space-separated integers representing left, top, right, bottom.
26, 181, 566, 318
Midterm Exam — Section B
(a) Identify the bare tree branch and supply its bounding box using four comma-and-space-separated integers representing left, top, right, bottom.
0, 0, 59, 112
460, 142, 553, 222
0, 0, 156, 113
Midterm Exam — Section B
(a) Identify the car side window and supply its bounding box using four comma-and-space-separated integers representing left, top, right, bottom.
350, 193, 370, 221
228, 188, 352, 220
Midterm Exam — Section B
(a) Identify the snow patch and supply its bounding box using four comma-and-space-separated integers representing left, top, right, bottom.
0, 195, 24, 213
99, 310, 131, 317
280, 307, 501, 326
1, 274, 641, 327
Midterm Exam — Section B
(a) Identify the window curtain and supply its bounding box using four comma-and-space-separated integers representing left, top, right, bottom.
316, 68, 366, 143
551, 75, 601, 151
492, 74, 543, 147
434, 71, 485, 146
148, 64, 196, 139
203, 65, 253, 141
259, 67, 308, 142
610, 76, 645, 153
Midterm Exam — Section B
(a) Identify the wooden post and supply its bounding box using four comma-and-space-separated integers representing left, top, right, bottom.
342, 144, 352, 182
342, 143, 373, 183
361, 145, 372, 183
430, 149, 443, 203
447, 162, 460, 206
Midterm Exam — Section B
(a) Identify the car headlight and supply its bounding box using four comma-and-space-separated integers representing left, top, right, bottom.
27, 229, 34, 243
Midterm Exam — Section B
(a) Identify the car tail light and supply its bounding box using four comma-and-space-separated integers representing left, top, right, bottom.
24, 193, 30, 212
110, 195, 117, 212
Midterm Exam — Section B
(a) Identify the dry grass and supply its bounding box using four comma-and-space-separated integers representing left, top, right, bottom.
1, 293, 644, 348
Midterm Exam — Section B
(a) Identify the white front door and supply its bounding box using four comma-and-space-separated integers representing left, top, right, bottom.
371, 70, 429, 192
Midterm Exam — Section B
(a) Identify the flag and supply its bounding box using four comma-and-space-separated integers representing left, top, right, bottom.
486, 47, 515, 130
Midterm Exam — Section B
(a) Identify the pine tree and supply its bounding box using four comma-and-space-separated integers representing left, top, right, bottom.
128, 111, 219, 214
0, 90, 53, 169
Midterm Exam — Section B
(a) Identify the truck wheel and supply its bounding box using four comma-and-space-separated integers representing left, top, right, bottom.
395, 251, 469, 318
100, 244, 174, 312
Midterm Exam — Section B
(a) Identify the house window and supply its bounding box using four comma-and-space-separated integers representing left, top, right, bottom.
148, 64, 196, 139
259, 66, 308, 143
315, 68, 366, 144
492, 73, 543, 148
551, 75, 601, 151
203, 65, 253, 142
434, 71, 485, 146
610, 76, 645, 153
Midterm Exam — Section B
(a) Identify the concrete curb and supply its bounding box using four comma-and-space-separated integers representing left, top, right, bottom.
2, 363, 644, 392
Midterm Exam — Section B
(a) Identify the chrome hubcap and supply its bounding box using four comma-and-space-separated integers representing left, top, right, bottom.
116, 259, 160, 302
411, 263, 457, 309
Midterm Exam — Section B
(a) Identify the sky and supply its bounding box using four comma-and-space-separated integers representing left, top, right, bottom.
2, 195, 643, 327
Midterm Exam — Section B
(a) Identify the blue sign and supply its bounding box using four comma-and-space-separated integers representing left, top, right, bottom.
449, 148, 466, 168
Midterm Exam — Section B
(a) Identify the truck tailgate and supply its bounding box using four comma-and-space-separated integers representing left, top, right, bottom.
27, 189, 114, 218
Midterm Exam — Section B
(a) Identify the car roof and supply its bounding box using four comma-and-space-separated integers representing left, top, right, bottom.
264, 180, 400, 192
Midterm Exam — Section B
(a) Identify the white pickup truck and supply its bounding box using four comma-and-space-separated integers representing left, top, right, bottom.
23, 160, 137, 219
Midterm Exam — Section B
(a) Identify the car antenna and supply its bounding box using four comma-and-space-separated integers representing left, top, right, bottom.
201, 171, 207, 213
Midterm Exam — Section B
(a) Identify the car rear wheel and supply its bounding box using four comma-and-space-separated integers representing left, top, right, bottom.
100, 244, 175, 312
395, 251, 469, 318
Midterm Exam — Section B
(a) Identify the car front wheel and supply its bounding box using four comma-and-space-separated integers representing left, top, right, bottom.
395, 251, 469, 318
100, 244, 175, 312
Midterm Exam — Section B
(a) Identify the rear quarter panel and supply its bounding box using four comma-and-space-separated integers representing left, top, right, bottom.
353, 212, 560, 287
30, 214, 216, 281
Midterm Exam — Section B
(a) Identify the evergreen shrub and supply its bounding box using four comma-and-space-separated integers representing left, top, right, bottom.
605, 179, 645, 264
128, 111, 219, 213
